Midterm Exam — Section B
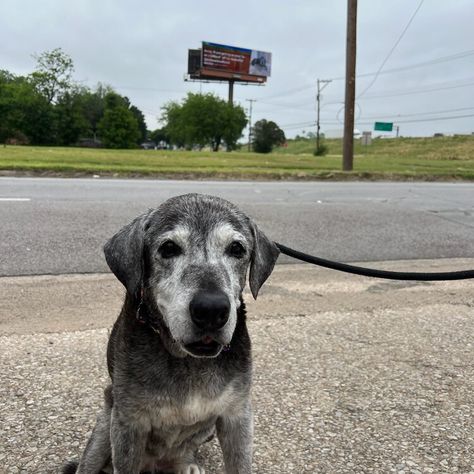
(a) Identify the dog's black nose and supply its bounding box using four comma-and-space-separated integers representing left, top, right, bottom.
189, 291, 230, 331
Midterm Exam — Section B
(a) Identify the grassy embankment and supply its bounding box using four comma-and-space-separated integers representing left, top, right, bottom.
0, 135, 473, 180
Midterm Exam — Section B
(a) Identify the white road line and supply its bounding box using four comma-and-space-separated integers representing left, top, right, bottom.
0, 198, 31, 201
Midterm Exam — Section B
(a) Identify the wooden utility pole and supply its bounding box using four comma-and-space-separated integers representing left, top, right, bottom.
342, 0, 357, 171
246, 99, 256, 151
316, 79, 332, 153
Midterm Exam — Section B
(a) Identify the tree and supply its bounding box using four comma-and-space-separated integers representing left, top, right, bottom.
252, 119, 286, 153
97, 92, 140, 148
30, 48, 74, 104
130, 105, 148, 143
161, 101, 187, 148
161, 93, 247, 151
220, 103, 248, 151
0, 71, 19, 142
53, 90, 90, 145
0, 71, 54, 144
150, 128, 170, 148
78, 83, 114, 140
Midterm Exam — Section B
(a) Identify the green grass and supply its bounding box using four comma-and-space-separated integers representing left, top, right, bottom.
1, 135, 474, 180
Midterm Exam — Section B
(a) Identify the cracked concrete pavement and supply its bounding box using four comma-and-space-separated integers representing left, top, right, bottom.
1, 260, 474, 473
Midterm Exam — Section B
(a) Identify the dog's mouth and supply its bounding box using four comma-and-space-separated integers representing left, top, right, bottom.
185, 336, 222, 357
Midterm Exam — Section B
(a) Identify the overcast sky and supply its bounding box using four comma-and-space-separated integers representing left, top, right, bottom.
2, 0, 474, 138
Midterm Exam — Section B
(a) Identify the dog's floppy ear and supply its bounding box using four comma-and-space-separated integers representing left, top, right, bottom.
249, 223, 280, 299
104, 211, 152, 297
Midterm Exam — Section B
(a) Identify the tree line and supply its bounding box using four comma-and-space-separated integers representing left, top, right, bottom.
1, 48, 285, 152
0, 48, 147, 148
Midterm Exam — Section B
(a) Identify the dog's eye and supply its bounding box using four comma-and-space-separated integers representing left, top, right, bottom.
227, 241, 246, 259
158, 240, 182, 259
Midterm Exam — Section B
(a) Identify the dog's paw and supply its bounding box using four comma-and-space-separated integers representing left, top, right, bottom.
176, 463, 205, 474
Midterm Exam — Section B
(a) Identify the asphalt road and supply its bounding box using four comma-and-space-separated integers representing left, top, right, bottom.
0, 177, 473, 276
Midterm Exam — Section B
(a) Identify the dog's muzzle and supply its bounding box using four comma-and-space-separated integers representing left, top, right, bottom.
186, 290, 231, 357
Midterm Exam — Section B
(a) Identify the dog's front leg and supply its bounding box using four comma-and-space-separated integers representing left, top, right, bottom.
76, 385, 113, 474
216, 401, 253, 474
110, 407, 147, 474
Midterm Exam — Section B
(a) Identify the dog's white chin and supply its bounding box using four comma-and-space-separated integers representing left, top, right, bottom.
183, 345, 224, 359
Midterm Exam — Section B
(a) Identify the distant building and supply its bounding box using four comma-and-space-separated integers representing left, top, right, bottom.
140, 141, 157, 150
78, 138, 102, 148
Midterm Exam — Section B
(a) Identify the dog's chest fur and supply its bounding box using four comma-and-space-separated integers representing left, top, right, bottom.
153, 385, 237, 427
130, 383, 239, 436
135, 385, 240, 469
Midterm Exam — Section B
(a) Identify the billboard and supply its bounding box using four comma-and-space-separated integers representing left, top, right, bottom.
202, 42, 271, 78
187, 42, 271, 83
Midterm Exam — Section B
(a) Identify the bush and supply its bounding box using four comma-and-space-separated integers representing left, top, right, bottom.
314, 143, 329, 156
252, 119, 286, 153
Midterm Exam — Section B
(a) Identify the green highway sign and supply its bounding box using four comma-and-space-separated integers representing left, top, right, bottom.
374, 121, 393, 132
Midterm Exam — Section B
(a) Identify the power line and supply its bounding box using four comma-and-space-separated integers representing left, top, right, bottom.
83, 78, 185, 94
280, 119, 317, 127
353, 105, 474, 120
317, 77, 474, 105
257, 100, 314, 111
359, 112, 474, 125
259, 84, 316, 101
256, 77, 474, 112
264, 48, 474, 100
281, 108, 474, 131
323, 112, 474, 126
260, 40, 474, 104
358, 78, 474, 100
331, 49, 474, 81
280, 121, 316, 129
357, 0, 425, 99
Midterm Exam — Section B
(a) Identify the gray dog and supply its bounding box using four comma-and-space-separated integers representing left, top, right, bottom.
63, 193, 280, 474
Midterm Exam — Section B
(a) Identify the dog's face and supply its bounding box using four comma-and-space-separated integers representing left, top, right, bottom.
104, 194, 279, 358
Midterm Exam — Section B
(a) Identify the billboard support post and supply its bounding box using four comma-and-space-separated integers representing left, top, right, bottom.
228, 80, 234, 104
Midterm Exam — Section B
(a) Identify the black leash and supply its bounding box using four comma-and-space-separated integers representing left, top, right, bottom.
275, 243, 474, 281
